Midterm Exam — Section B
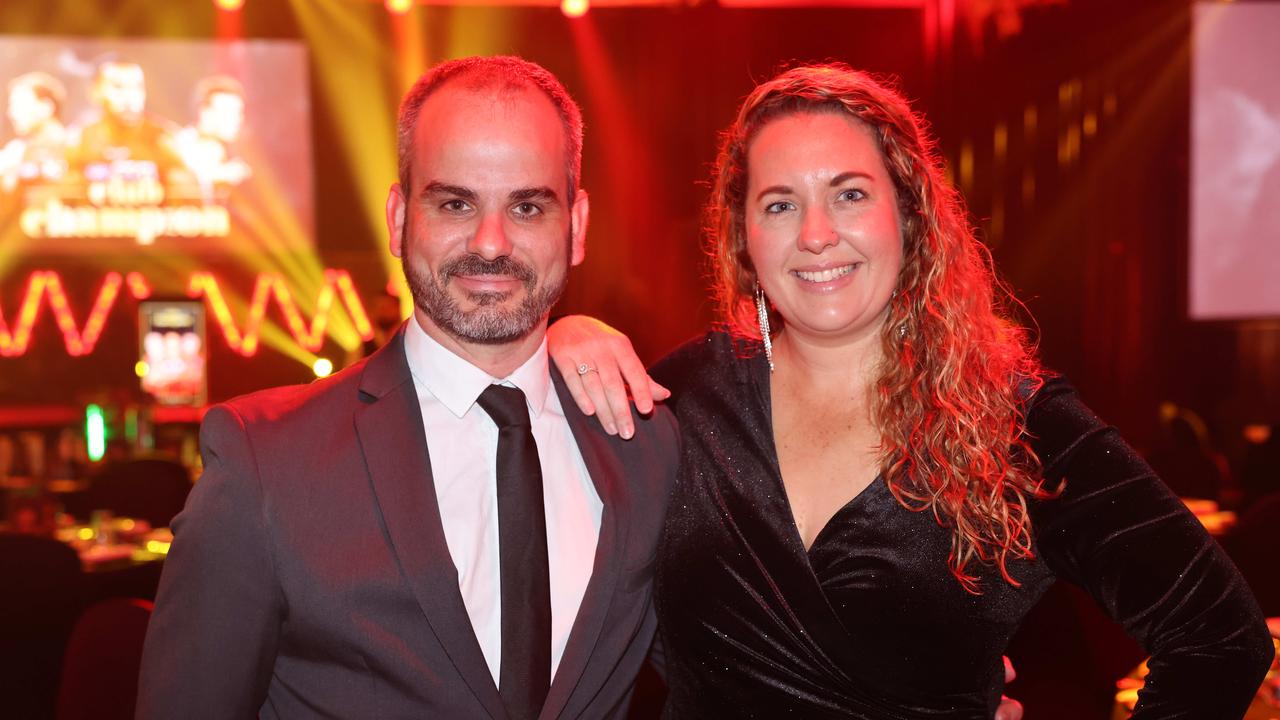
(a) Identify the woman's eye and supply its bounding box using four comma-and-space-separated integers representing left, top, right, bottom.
764, 201, 795, 214
839, 189, 867, 202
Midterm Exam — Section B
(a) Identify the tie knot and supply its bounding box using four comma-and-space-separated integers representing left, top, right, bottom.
476, 384, 532, 429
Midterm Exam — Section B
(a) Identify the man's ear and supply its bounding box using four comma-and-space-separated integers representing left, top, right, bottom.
569, 189, 589, 267
386, 182, 407, 258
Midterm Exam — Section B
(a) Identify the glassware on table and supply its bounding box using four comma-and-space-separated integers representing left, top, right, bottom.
89, 509, 115, 545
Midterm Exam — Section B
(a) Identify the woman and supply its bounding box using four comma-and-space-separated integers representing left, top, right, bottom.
549, 64, 1273, 717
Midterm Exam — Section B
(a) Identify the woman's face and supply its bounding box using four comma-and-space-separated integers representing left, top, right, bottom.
745, 110, 904, 347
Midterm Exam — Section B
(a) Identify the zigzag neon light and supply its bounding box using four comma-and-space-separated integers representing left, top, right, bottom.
0, 271, 144, 357
0, 270, 373, 358
187, 270, 373, 356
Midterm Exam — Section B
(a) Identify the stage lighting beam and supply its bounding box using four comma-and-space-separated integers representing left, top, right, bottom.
562, 0, 589, 17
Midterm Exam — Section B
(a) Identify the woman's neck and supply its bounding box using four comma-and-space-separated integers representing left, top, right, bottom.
773, 325, 882, 392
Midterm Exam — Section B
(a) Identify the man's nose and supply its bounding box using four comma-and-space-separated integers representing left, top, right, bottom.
468, 212, 513, 260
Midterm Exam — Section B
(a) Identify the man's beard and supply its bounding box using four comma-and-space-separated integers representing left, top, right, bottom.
402, 250, 567, 345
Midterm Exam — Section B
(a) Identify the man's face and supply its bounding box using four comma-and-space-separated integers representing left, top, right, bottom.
386, 83, 587, 346
96, 63, 146, 123
7, 84, 52, 136
199, 91, 244, 143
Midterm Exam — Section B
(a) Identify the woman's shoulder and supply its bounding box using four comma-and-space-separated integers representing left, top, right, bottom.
1021, 374, 1114, 476
649, 327, 764, 400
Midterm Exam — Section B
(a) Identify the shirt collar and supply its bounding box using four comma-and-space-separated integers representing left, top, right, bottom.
404, 316, 551, 420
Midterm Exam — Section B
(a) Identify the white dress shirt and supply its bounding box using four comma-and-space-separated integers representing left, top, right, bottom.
403, 318, 602, 683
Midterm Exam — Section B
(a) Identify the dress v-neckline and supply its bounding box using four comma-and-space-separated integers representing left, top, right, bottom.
748, 350, 885, 557
802, 475, 884, 554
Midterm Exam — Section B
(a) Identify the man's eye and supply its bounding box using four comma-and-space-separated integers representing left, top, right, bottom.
441, 199, 470, 213
512, 202, 542, 218
764, 201, 795, 214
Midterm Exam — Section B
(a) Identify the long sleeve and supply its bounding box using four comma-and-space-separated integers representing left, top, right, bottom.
1028, 378, 1274, 719
136, 404, 283, 720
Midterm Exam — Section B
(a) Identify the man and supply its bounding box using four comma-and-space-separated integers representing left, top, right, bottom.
0, 71, 67, 191
69, 60, 181, 178
137, 56, 680, 719
172, 75, 251, 196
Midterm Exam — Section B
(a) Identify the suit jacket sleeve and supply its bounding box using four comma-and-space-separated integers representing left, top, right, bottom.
1028, 378, 1274, 718
137, 404, 284, 720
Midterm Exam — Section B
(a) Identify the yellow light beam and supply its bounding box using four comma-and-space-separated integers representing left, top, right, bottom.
287, 0, 400, 279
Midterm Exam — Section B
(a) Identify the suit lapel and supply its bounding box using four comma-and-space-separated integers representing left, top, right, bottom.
354, 332, 507, 720
539, 371, 630, 720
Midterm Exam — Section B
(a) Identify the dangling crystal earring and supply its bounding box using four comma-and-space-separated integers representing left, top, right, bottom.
892, 288, 907, 339
755, 282, 774, 372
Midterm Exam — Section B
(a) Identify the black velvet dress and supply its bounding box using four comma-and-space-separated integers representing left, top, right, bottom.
649, 331, 1273, 719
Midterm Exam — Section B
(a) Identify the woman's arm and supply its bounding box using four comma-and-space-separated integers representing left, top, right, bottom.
1028, 379, 1274, 718
547, 315, 670, 439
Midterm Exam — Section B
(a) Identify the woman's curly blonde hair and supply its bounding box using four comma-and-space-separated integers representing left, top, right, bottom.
709, 63, 1050, 593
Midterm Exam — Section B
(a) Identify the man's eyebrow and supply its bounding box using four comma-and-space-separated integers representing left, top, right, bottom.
509, 186, 559, 204
419, 181, 477, 202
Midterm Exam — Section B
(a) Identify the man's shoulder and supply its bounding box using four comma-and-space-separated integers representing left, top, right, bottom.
211, 356, 369, 431
551, 367, 679, 470
623, 398, 679, 452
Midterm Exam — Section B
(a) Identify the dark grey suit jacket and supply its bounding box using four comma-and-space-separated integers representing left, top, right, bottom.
137, 330, 680, 719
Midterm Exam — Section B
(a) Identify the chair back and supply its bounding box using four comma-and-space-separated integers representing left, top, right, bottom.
0, 533, 85, 720
55, 598, 154, 720
1224, 491, 1280, 616
86, 459, 192, 527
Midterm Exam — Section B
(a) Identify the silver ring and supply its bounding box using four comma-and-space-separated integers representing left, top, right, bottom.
576, 363, 596, 376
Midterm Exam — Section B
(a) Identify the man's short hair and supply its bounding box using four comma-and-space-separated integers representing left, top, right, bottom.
7, 71, 66, 116
193, 75, 244, 110
396, 56, 584, 204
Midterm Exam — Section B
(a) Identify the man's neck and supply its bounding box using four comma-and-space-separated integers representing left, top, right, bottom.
411, 309, 545, 379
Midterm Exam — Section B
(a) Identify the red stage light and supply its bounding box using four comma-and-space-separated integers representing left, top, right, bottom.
214, 0, 244, 11
561, 0, 589, 18
386, 0, 413, 14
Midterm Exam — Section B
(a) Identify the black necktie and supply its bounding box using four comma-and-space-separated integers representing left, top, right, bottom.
475, 384, 551, 720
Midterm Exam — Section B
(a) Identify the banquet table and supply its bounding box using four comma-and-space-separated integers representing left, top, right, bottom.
54, 520, 171, 602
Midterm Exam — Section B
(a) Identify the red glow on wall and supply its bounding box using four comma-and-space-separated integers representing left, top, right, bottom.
0, 270, 374, 358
